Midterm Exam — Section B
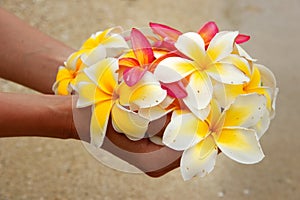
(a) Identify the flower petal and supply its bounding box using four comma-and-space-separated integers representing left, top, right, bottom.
161, 80, 188, 98
56, 79, 72, 95
207, 31, 239, 62
180, 136, 218, 180
111, 102, 150, 139
206, 62, 250, 84
66, 50, 85, 70
163, 112, 209, 151
81, 45, 107, 66
123, 67, 147, 86
206, 100, 222, 127
55, 66, 74, 82
255, 64, 277, 90
131, 28, 155, 65
101, 34, 129, 49
219, 54, 252, 77
235, 34, 250, 44
119, 57, 140, 68
233, 44, 256, 62
76, 82, 111, 108
250, 110, 270, 139
224, 93, 267, 128
175, 32, 207, 66
183, 71, 213, 110
154, 57, 196, 83
149, 22, 182, 41
215, 127, 264, 164
213, 82, 245, 108
139, 105, 171, 121
197, 21, 219, 47
118, 71, 167, 109
149, 136, 164, 146
90, 101, 113, 147
187, 102, 211, 120
245, 66, 261, 89
84, 58, 118, 95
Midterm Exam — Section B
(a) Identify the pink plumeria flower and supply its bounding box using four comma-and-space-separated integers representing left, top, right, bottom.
119, 28, 156, 87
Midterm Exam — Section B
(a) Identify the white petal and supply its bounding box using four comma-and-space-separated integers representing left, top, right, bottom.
118, 71, 167, 109
154, 57, 196, 83
90, 101, 112, 147
255, 64, 277, 89
180, 136, 218, 180
206, 62, 250, 84
149, 136, 164, 146
81, 45, 107, 66
224, 93, 267, 128
183, 71, 213, 110
207, 31, 239, 62
175, 32, 207, 65
162, 112, 208, 151
76, 82, 111, 108
111, 102, 150, 139
250, 110, 270, 139
84, 58, 118, 93
139, 105, 172, 121
215, 127, 264, 164
187, 104, 211, 121
270, 88, 279, 119
234, 44, 257, 62
219, 54, 252, 77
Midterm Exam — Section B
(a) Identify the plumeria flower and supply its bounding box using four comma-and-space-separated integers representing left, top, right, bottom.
74, 58, 167, 147
79, 27, 129, 66
214, 63, 278, 117
163, 94, 267, 180
52, 27, 128, 95
52, 52, 84, 95
155, 31, 250, 120
118, 28, 164, 87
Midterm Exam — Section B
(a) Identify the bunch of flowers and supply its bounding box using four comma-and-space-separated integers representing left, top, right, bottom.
53, 22, 278, 180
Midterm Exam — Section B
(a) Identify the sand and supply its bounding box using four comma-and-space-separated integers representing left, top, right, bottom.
0, 0, 299, 199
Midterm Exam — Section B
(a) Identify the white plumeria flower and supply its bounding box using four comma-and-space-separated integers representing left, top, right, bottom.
155, 31, 250, 120
73, 58, 167, 147
79, 27, 129, 66
52, 27, 129, 95
163, 93, 267, 180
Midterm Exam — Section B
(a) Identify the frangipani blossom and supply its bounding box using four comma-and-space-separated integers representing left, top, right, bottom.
163, 94, 266, 180
155, 31, 249, 119
119, 28, 157, 86
53, 27, 128, 95
214, 64, 277, 116
74, 58, 167, 146
52, 52, 84, 95
79, 27, 129, 66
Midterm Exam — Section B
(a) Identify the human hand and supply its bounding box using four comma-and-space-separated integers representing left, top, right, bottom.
70, 98, 182, 177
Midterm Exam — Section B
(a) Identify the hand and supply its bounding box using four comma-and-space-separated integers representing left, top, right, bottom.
70, 99, 182, 177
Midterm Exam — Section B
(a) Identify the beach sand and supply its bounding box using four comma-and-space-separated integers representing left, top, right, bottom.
0, 0, 299, 199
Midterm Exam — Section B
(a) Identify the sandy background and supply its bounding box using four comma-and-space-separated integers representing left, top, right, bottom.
0, 0, 299, 199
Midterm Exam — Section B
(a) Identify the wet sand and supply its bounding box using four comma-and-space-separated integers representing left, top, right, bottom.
0, 0, 299, 199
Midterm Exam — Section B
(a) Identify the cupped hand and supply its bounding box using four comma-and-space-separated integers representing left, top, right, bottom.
70, 100, 182, 177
